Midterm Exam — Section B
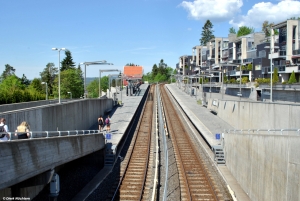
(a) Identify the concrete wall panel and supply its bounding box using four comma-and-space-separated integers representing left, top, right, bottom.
208, 98, 300, 129
0, 135, 105, 189
0, 99, 113, 133
225, 133, 300, 201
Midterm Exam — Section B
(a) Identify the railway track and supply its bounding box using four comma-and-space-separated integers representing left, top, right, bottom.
160, 84, 223, 201
110, 85, 155, 201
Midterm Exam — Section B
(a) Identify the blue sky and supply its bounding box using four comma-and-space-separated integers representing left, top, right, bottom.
1, 0, 300, 79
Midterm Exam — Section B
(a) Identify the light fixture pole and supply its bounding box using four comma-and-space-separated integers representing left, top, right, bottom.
99, 69, 119, 98
41, 82, 48, 100
80, 61, 113, 98
52, 48, 66, 104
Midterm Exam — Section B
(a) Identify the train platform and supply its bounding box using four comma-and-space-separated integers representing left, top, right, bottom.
72, 84, 149, 201
165, 83, 250, 201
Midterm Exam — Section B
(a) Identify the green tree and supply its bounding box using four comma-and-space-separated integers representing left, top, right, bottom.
1, 64, 16, 82
100, 76, 109, 95
237, 26, 255, 37
20, 74, 31, 86
247, 63, 253, 71
288, 71, 297, 84
86, 79, 99, 98
40, 62, 58, 96
273, 67, 279, 83
158, 59, 168, 75
29, 78, 43, 92
200, 20, 215, 45
60, 50, 75, 71
52, 68, 84, 99
152, 64, 158, 79
229, 27, 236, 34
262, 21, 274, 37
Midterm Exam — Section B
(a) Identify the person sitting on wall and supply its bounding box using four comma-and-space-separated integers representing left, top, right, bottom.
15, 121, 30, 139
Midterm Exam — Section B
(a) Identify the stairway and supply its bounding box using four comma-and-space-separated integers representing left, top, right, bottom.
212, 145, 226, 165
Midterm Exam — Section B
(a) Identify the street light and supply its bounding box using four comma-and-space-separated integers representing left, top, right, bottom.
99, 69, 119, 98
264, 29, 279, 102
52, 47, 66, 104
67, 92, 72, 99
41, 82, 48, 100
80, 61, 113, 98
108, 74, 120, 98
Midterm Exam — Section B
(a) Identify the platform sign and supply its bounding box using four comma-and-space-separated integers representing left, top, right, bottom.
215, 133, 220, 140
105, 133, 112, 140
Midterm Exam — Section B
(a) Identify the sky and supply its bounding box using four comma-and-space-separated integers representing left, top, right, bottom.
1, 0, 300, 79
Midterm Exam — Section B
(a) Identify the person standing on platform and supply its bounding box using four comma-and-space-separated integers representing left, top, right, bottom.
0, 118, 9, 141
98, 115, 104, 131
15, 121, 30, 139
105, 115, 111, 132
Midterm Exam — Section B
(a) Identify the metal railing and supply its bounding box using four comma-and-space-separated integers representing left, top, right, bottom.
225, 129, 300, 135
1, 130, 103, 141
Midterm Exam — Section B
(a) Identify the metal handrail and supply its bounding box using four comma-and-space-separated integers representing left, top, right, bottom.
225, 128, 300, 135
1, 130, 102, 141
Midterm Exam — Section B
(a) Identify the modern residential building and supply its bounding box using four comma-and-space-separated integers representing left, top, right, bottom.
271, 19, 300, 82
177, 55, 194, 75
177, 19, 300, 85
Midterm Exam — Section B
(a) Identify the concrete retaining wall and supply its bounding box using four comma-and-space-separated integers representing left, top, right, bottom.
1, 98, 113, 132
0, 134, 106, 189
224, 133, 300, 201
207, 99, 300, 129
0, 100, 59, 113
0, 98, 113, 196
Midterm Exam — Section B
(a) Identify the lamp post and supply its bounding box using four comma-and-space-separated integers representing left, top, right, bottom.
264, 29, 278, 102
52, 48, 66, 104
99, 69, 119, 98
41, 82, 48, 100
67, 92, 72, 99
108, 74, 119, 98
80, 61, 113, 98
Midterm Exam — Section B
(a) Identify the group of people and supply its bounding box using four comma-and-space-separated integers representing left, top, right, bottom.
0, 118, 31, 142
98, 115, 111, 132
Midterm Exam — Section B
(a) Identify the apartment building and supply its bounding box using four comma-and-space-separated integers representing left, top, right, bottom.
177, 55, 194, 75
270, 19, 300, 82
177, 19, 300, 84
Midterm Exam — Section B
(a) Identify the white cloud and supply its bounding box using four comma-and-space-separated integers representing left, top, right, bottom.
230, 0, 300, 28
180, 0, 243, 22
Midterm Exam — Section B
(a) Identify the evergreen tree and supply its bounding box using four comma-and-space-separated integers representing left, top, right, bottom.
200, 20, 215, 46
273, 67, 279, 83
288, 71, 297, 84
20, 74, 31, 86
1, 64, 16, 82
60, 50, 75, 71
229, 27, 236, 34
152, 64, 158, 79
40, 62, 58, 96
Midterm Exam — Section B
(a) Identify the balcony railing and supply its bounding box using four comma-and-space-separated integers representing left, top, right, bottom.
293, 49, 300, 55
279, 50, 286, 56
243, 58, 253, 63
229, 70, 236, 75
232, 59, 241, 64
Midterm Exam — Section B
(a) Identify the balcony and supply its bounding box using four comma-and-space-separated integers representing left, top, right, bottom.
222, 53, 229, 58
232, 59, 241, 64
243, 58, 253, 63
229, 70, 236, 76
277, 66, 286, 72
279, 50, 286, 56
293, 49, 300, 55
